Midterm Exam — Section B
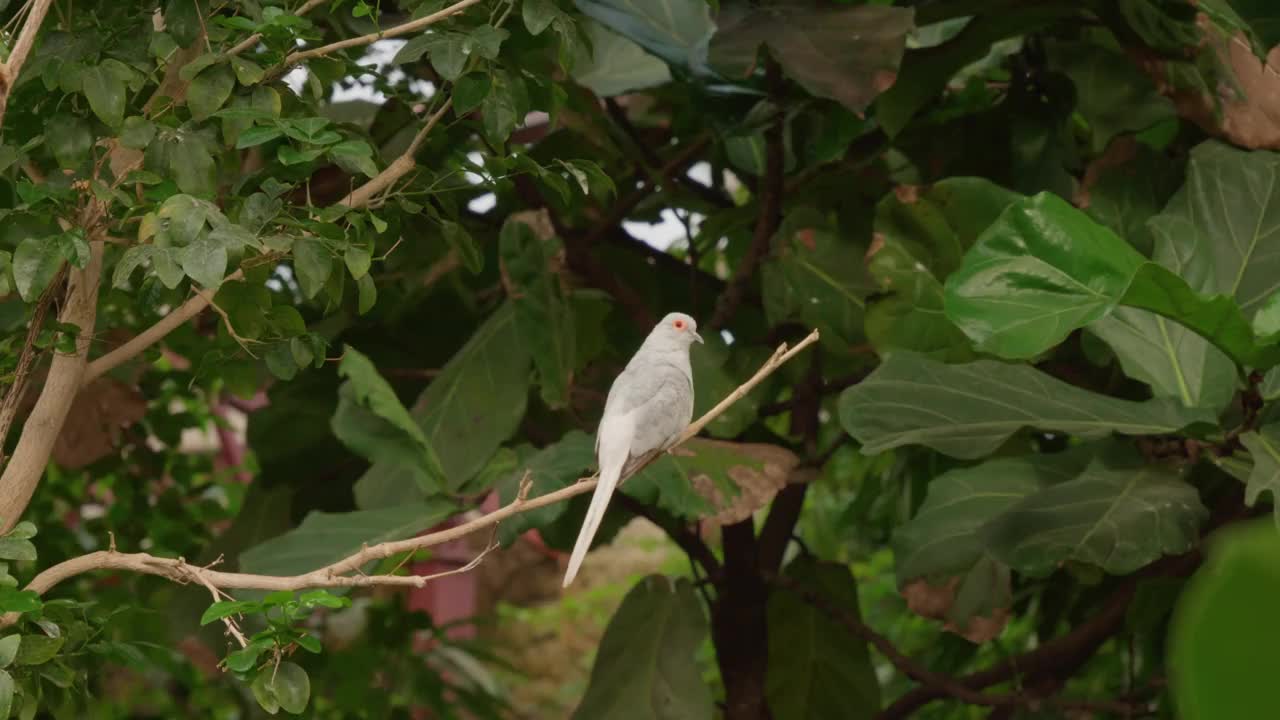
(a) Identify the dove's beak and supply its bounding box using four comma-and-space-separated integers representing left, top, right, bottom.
693, 331, 704, 344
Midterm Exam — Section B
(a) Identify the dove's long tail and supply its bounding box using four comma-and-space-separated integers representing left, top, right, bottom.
563, 419, 632, 587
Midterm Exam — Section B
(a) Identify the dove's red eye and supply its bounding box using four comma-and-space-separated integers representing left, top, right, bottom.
674, 319, 685, 330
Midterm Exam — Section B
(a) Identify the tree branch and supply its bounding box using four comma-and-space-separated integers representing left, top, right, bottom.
707, 60, 785, 332
0, 242, 105, 532
277, 0, 484, 73
226, 0, 326, 57
0, 0, 56, 131
84, 99, 452, 382
0, 266, 66, 464
773, 575, 1154, 718
612, 493, 722, 581
9, 330, 820, 613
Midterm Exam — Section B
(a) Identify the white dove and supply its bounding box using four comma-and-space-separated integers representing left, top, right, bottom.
562, 312, 704, 587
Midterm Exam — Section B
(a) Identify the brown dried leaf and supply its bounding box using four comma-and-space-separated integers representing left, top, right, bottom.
1135, 23, 1280, 150
688, 439, 800, 527
901, 577, 1010, 644
52, 378, 147, 469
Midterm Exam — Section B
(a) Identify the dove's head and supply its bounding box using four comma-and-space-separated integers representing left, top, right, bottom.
651, 312, 704, 348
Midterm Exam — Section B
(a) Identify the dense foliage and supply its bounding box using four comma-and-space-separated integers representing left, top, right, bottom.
2, 0, 1280, 717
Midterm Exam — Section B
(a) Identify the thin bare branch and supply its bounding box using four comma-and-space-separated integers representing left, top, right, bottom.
338, 99, 452, 208
83, 269, 246, 385
226, 0, 326, 57
0, 266, 66, 466
0, 0, 56, 131
278, 0, 484, 72
13, 331, 819, 603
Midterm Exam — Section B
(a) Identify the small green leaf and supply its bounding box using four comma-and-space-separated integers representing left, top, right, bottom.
299, 590, 349, 608
0, 539, 36, 563
188, 65, 236, 121
295, 634, 322, 653
523, 0, 559, 35
344, 245, 372, 280
0, 670, 11, 720
453, 73, 491, 115
0, 636, 20, 669
277, 145, 325, 166
252, 669, 282, 713
226, 643, 268, 673
0, 589, 39, 615
469, 25, 509, 59
200, 600, 260, 626
357, 272, 377, 315
12, 237, 62, 301
231, 56, 265, 85
290, 337, 315, 367
178, 53, 221, 82
120, 116, 156, 149
179, 234, 227, 289
46, 115, 93, 169
265, 343, 299, 380
14, 634, 64, 666
55, 229, 90, 269
430, 35, 468, 81
4, 524, 34, 541
236, 125, 284, 149
82, 64, 127, 127
113, 246, 155, 288
292, 237, 332, 300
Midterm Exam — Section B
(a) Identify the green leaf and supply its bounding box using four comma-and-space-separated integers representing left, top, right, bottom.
571, 576, 714, 720
767, 558, 880, 718
353, 303, 530, 506
894, 449, 1094, 638
762, 211, 873, 352
239, 502, 457, 577
12, 237, 62, 301
187, 65, 236, 122
0, 252, 10, 296
838, 352, 1216, 459
0, 636, 18, 669
292, 237, 332, 300
0, 589, 39, 614
344, 244, 372, 280
231, 56, 265, 85
453, 73, 491, 115
688, 335, 758, 438
332, 346, 446, 491
46, 115, 93, 169
570, 19, 672, 97
500, 218, 574, 409
482, 74, 520, 145
299, 590, 349, 609
876, 6, 1071, 137
82, 64, 127, 127
200, 600, 260, 626
0, 670, 11, 720
1238, 427, 1280, 524
868, 178, 1018, 362
711, 4, 912, 113
981, 455, 1206, 577
236, 125, 284, 149
14, 635, 64, 666
495, 431, 595, 545
1169, 518, 1280, 720
270, 662, 310, 714
0, 539, 35, 563
429, 35, 468, 81
264, 343, 298, 380
575, 0, 715, 73
1229, 0, 1280, 49
524, 0, 558, 35
469, 25, 509, 59
179, 233, 227, 289
251, 668, 281, 713
120, 116, 157, 149
356, 273, 376, 315
441, 220, 482, 273
113, 246, 154, 288
1084, 142, 1182, 259
1046, 37, 1174, 152
168, 134, 217, 195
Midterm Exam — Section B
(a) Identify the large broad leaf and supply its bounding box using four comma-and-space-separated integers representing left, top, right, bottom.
625, 438, 798, 522
1046, 37, 1174, 153
332, 346, 447, 495
866, 178, 1019, 361
571, 576, 714, 720
1170, 518, 1280, 720
500, 216, 574, 409
944, 190, 1280, 369
876, 7, 1073, 137
1147, 141, 1280, 321
239, 501, 458, 577
688, 334, 759, 438
573, 0, 715, 74
762, 211, 875, 353
766, 558, 880, 719
1228, 0, 1280, 50
354, 304, 531, 507
710, 4, 913, 113
495, 431, 595, 546
1082, 141, 1182, 259
838, 352, 1216, 459
571, 20, 672, 97
893, 449, 1093, 637
1238, 426, 1280, 524
980, 456, 1207, 577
